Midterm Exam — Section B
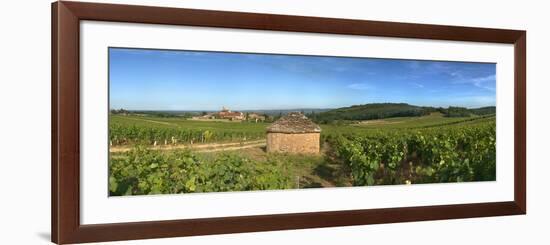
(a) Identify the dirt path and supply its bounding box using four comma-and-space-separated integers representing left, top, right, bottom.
110, 139, 266, 153
196, 142, 266, 152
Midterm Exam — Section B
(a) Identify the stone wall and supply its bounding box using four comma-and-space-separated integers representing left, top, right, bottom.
266, 132, 320, 154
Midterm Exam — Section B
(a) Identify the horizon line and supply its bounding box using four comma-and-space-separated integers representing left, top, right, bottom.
109, 104, 497, 111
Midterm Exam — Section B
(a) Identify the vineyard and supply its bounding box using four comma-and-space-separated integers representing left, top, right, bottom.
329, 119, 496, 186
109, 115, 267, 146
109, 148, 296, 195
109, 113, 496, 196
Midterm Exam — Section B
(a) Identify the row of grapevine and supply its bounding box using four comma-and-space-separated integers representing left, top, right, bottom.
109, 147, 294, 196
109, 124, 265, 146
329, 121, 496, 186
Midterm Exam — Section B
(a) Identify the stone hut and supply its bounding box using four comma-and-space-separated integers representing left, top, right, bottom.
266, 112, 321, 154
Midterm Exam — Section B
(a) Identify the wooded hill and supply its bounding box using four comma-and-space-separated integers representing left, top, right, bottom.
308, 103, 495, 123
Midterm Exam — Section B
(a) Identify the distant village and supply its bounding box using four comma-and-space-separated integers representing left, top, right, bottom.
110, 106, 302, 123
191, 107, 266, 122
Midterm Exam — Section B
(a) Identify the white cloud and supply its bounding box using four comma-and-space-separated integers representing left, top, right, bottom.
452, 74, 496, 91
469, 74, 496, 91
347, 83, 372, 90
472, 74, 496, 83
410, 82, 424, 88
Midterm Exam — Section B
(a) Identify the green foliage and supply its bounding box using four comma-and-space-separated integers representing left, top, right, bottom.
438, 106, 495, 117
311, 103, 495, 123
110, 108, 130, 115
109, 115, 267, 146
109, 148, 293, 196
469, 106, 496, 116
311, 103, 431, 123
108, 112, 496, 194
329, 120, 496, 186
441, 106, 472, 117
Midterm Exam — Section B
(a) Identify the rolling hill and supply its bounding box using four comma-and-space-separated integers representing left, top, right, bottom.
309, 103, 495, 123
310, 103, 432, 123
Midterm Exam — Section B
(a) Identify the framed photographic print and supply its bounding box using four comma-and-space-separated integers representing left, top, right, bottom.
52, 1, 526, 244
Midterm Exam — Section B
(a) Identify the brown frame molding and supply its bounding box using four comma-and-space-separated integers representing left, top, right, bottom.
52, 1, 526, 244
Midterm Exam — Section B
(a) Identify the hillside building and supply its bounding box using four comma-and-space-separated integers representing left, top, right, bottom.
266, 112, 321, 154
218, 107, 245, 121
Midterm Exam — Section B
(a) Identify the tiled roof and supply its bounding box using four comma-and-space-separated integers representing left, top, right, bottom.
267, 112, 321, 133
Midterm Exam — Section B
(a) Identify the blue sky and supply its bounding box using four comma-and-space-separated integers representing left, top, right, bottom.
109, 48, 496, 110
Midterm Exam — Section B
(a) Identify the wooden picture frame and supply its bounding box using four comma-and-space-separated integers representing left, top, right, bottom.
51, 1, 526, 244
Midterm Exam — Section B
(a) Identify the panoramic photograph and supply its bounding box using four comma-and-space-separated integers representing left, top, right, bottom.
108, 47, 496, 196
